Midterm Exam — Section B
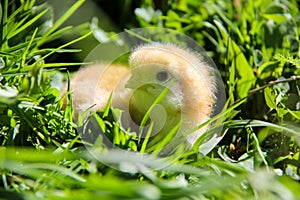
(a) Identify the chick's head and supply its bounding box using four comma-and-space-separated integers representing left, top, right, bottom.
127, 43, 217, 147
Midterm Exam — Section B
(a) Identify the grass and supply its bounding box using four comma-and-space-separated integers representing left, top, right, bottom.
0, 0, 300, 199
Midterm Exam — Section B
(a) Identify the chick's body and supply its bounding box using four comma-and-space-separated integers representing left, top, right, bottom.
67, 64, 129, 114
65, 43, 216, 153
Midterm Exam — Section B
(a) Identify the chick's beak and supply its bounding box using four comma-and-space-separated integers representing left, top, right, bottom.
125, 69, 148, 89
125, 76, 137, 89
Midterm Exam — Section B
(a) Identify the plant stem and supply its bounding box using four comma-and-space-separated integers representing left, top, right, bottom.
234, 75, 300, 104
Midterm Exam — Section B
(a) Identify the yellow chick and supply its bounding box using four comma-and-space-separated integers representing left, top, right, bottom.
64, 43, 217, 155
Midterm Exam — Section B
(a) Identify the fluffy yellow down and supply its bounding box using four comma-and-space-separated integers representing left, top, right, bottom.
63, 43, 216, 154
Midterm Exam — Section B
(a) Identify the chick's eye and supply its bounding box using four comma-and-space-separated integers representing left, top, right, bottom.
156, 70, 170, 82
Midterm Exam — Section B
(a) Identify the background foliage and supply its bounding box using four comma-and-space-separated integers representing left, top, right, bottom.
0, 0, 300, 199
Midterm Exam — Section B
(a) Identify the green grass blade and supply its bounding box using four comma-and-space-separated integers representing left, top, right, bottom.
247, 128, 269, 169
103, 93, 113, 118
38, 0, 86, 45
147, 121, 181, 156
44, 23, 91, 43
3, 38, 40, 53
21, 28, 38, 67
0, 0, 8, 50
214, 19, 256, 98
138, 79, 175, 141
7, 9, 49, 39
41, 62, 90, 68
124, 28, 153, 43
4, 160, 86, 182
38, 31, 92, 62
187, 97, 246, 140
140, 122, 154, 153
225, 119, 300, 136
32, 48, 82, 54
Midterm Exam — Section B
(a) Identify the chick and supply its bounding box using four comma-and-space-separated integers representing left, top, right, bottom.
64, 43, 217, 154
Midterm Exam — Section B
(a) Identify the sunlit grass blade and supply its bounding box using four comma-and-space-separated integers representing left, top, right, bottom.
7, 9, 49, 39
3, 38, 40, 53
43, 23, 91, 43
103, 93, 113, 118
124, 28, 153, 43
7, 15, 30, 38
0, 0, 8, 50
38, 0, 86, 45
246, 127, 269, 169
212, 4, 244, 43
21, 28, 38, 67
3, 160, 86, 182
32, 48, 82, 54
138, 79, 175, 142
63, 71, 75, 123
41, 62, 90, 68
146, 121, 182, 156
38, 31, 92, 61
187, 97, 246, 147
39, 25, 73, 42
225, 119, 300, 136
140, 122, 154, 153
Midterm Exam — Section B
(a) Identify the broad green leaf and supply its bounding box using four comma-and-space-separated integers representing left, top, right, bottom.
264, 87, 276, 109
262, 14, 287, 25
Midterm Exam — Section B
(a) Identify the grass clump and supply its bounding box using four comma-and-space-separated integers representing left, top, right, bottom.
0, 0, 90, 148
